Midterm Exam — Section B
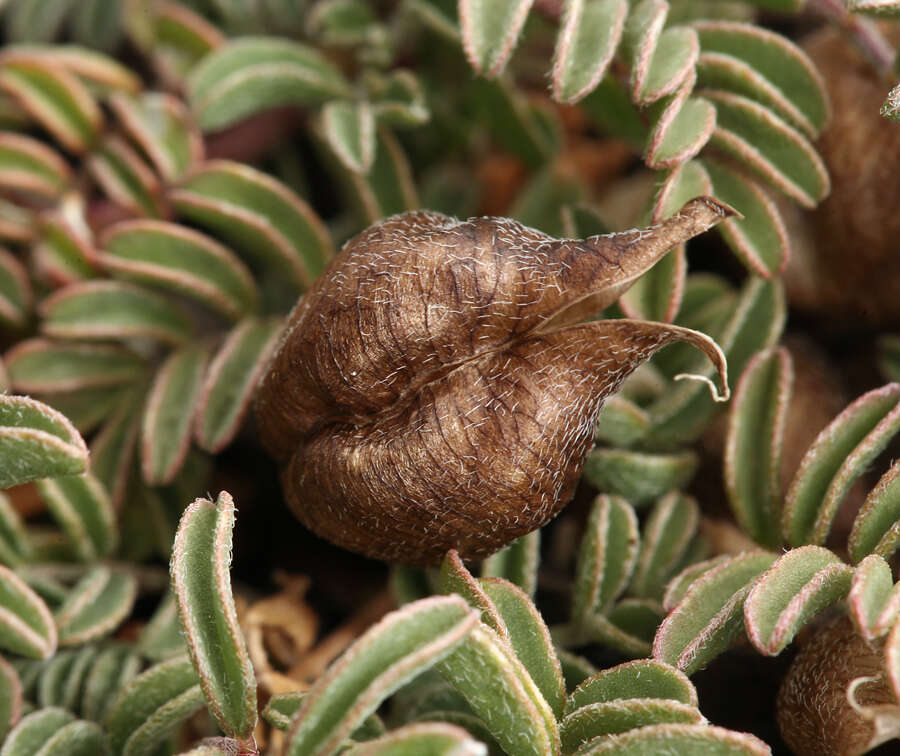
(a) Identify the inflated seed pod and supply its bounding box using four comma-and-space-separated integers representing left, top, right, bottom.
777, 615, 898, 756
786, 27, 900, 328
255, 198, 733, 565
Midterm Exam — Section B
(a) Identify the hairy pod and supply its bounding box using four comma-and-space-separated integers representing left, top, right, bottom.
786, 27, 900, 328
777, 615, 899, 756
255, 198, 733, 565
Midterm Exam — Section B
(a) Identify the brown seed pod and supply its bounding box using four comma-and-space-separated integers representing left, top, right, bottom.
785, 27, 900, 328
255, 198, 733, 565
777, 615, 900, 756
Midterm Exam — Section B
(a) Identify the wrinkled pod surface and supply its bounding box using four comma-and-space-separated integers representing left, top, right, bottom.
255, 198, 734, 565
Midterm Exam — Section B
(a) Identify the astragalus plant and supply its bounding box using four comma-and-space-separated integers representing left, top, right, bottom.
0, 1, 900, 755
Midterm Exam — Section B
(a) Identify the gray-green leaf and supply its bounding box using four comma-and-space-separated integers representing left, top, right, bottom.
458, 0, 534, 77
36, 474, 116, 562
104, 656, 204, 756
141, 345, 208, 486
724, 347, 792, 548
54, 567, 137, 646
100, 221, 257, 321
783, 383, 900, 547
0, 564, 56, 659
437, 624, 560, 756
284, 596, 479, 756
0, 395, 87, 489
321, 100, 376, 175
551, 0, 627, 104
170, 492, 256, 739
188, 37, 350, 131
653, 551, 776, 674
743, 546, 852, 656
194, 318, 282, 453
572, 495, 639, 622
